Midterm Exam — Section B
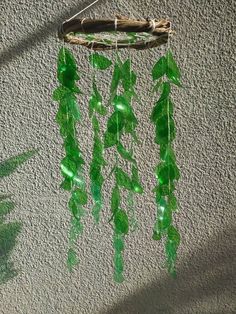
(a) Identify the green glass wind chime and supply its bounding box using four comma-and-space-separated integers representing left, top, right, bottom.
53, 15, 182, 282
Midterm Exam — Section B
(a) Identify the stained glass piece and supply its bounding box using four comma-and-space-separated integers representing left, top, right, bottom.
114, 252, 124, 272
52, 86, 70, 101
156, 163, 178, 185
151, 98, 173, 123
165, 226, 180, 276
104, 131, 118, 148
107, 112, 125, 134
92, 201, 102, 224
60, 178, 73, 191
89, 53, 112, 70
168, 225, 181, 246
115, 167, 133, 190
166, 49, 182, 86
152, 230, 162, 240
111, 185, 120, 214
113, 236, 124, 251
114, 210, 129, 234
152, 56, 167, 80
151, 80, 162, 94
117, 143, 135, 163
155, 115, 176, 145
60, 157, 77, 179
72, 188, 88, 205
159, 82, 171, 101
110, 63, 121, 96
113, 95, 132, 117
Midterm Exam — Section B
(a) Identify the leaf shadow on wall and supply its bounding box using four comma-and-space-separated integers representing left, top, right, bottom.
0, 0, 106, 68
103, 226, 236, 314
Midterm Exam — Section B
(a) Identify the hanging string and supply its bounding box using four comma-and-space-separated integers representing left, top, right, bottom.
65, 0, 101, 23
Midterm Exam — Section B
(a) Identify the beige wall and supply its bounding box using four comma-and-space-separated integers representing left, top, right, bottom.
0, 0, 235, 313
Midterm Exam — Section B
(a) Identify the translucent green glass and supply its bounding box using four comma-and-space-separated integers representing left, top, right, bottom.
53, 47, 87, 270
89, 53, 112, 70
114, 210, 129, 235
151, 50, 181, 276
152, 56, 167, 80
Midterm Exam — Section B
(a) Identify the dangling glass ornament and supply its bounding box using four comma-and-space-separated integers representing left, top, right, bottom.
54, 13, 182, 282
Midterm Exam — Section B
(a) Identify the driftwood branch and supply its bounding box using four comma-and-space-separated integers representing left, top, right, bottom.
58, 15, 173, 51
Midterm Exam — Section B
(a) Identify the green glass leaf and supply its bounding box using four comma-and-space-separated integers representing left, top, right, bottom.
166, 49, 181, 86
69, 198, 79, 219
115, 167, 133, 190
159, 82, 171, 101
156, 162, 180, 185
131, 165, 144, 194
67, 248, 79, 271
110, 63, 121, 96
92, 201, 102, 224
89, 95, 107, 117
155, 115, 176, 145
114, 210, 129, 234
69, 217, 83, 244
72, 188, 88, 205
0, 150, 37, 178
152, 56, 167, 80
117, 143, 135, 163
60, 156, 77, 179
168, 225, 180, 246
104, 131, 118, 148
57, 48, 80, 90
168, 193, 178, 211
61, 94, 81, 121
53, 86, 82, 101
111, 185, 120, 214
60, 178, 73, 191
113, 233, 124, 251
91, 182, 102, 203
114, 252, 124, 273
113, 95, 132, 117
89, 80, 107, 117
165, 226, 180, 276
107, 112, 125, 134
121, 59, 137, 91
151, 98, 174, 123
151, 80, 162, 94
89, 53, 112, 70
91, 136, 106, 165
52, 86, 71, 101
152, 230, 162, 241
159, 182, 175, 196
90, 164, 104, 186
160, 144, 176, 163
155, 198, 172, 231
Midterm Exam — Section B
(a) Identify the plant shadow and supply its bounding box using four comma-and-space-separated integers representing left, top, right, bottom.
103, 226, 236, 314
0, 150, 37, 284
0, 0, 106, 68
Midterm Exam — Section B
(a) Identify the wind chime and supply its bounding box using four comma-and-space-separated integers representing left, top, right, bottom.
53, 8, 182, 282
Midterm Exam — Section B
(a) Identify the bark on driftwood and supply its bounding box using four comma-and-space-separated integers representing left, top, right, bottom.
58, 15, 173, 50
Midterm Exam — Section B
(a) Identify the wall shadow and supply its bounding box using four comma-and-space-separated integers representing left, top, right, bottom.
103, 226, 236, 314
0, 0, 106, 68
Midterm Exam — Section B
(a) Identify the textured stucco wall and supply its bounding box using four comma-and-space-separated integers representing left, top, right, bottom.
0, 0, 235, 313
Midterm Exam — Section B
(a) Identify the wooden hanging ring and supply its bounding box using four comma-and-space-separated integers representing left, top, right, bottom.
58, 15, 174, 51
